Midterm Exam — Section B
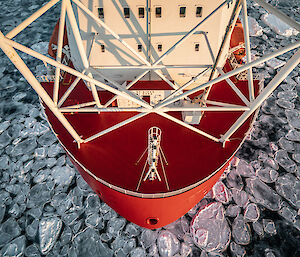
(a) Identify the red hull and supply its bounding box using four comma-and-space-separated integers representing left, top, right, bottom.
41, 74, 259, 228
40, 18, 259, 228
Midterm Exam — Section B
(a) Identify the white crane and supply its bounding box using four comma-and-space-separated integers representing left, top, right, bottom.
136, 127, 169, 191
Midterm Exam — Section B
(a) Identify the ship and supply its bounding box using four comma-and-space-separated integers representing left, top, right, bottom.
0, 0, 299, 229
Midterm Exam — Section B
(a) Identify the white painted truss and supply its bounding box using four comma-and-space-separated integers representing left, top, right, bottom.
0, 0, 299, 149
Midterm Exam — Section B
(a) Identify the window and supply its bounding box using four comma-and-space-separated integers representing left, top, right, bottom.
180, 7, 186, 18
196, 7, 203, 17
138, 44, 142, 52
138, 7, 145, 18
155, 7, 161, 18
101, 44, 105, 52
124, 7, 130, 18
98, 8, 104, 19
157, 44, 162, 52
195, 43, 200, 51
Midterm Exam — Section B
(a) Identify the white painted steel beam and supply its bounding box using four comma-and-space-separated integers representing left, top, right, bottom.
158, 67, 211, 105
203, 1, 242, 101
59, 106, 250, 113
253, 0, 300, 32
91, 65, 212, 70
54, 0, 67, 105
84, 113, 149, 143
221, 48, 300, 143
0, 30, 83, 145
2, 36, 153, 109
155, 41, 300, 109
65, 0, 102, 108
57, 69, 87, 108
217, 68, 250, 106
242, 0, 255, 102
156, 112, 220, 142
6, 0, 61, 39
103, 70, 150, 108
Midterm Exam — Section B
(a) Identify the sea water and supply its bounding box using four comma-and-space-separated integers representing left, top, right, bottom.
0, 0, 299, 256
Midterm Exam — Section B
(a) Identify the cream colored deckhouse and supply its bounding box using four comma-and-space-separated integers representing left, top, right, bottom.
68, 0, 238, 89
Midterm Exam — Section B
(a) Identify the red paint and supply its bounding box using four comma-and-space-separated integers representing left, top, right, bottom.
42, 19, 258, 228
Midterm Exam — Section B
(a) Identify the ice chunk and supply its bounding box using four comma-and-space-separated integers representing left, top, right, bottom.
278, 204, 297, 224
232, 189, 249, 208
252, 221, 264, 238
140, 229, 158, 249
212, 181, 230, 204
275, 173, 300, 209
286, 109, 300, 129
12, 138, 37, 156
31, 42, 49, 55
107, 218, 126, 237
0, 131, 12, 149
262, 219, 276, 236
51, 165, 75, 186
277, 91, 297, 101
256, 167, 278, 183
0, 155, 9, 169
276, 99, 295, 109
100, 233, 113, 243
246, 178, 282, 211
278, 138, 294, 152
111, 236, 126, 251
130, 247, 146, 257
180, 242, 192, 257
236, 160, 255, 178
60, 226, 72, 246
232, 215, 251, 245
286, 130, 300, 142
0, 204, 5, 223
62, 212, 79, 226
190, 202, 230, 252
24, 244, 41, 257
265, 249, 276, 257
248, 17, 263, 36
8, 203, 21, 218
28, 184, 50, 207
230, 241, 246, 257
164, 217, 189, 241
0, 235, 26, 257
85, 213, 103, 228
244, 203, 260, 222
123, 238, 136, 254
261, 13, 298, 37
1, 217, 21, 238
226, 170, 244, 190
48, 144, 62, 157
292, 153, 300, 164
266, 58, 286, 70
0, 233, 13, 248
38, 131, 57, 147
125, 223, 141, 238
85, 193, 101, 213
34, 147, 47, 159
157, 230, 180, 257
32, 122, 49, 136
39, 216, 62, 255
73, 227, 113, 257
225, 204, 240, 218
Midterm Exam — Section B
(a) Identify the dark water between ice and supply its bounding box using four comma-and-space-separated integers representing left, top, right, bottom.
0, 0, 299, 256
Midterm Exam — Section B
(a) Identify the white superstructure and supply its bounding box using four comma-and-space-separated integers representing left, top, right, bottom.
68, 0, 238, 88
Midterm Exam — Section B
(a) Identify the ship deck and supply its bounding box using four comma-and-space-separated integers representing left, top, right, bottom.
41, 67, 259, 195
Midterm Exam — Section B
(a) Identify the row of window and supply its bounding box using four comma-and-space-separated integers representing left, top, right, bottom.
97, 6, 203, 19
98, 43, 201, 52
